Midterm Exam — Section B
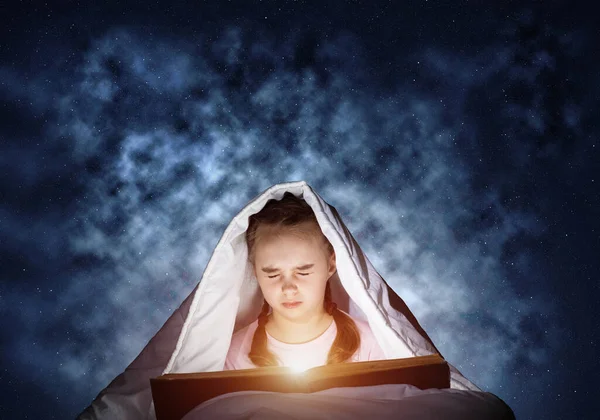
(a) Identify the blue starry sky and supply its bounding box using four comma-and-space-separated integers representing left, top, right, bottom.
1, 2, 598, 419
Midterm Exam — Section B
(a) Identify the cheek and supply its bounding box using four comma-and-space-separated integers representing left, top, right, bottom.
258, 279, 279, 295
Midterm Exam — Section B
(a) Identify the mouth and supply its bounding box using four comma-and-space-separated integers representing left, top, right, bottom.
282, 301, 302, 309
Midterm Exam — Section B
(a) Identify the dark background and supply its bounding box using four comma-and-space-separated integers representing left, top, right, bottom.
1, 1, 598, 419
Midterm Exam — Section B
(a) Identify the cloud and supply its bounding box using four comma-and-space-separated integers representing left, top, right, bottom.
1, 22, 568, 417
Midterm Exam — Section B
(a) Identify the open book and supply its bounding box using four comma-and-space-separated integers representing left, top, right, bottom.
151, 354, 449, 420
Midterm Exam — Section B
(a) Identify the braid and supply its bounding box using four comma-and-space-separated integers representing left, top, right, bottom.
325, 282, 361, 364
249, 300, 279, 367
324, 282, 338, 315
258, 300, 270, 327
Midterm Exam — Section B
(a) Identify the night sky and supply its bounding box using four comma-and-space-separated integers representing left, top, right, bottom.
1, 1, 598, 419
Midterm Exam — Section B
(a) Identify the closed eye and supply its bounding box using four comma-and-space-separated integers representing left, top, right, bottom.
267, 273, 310, 278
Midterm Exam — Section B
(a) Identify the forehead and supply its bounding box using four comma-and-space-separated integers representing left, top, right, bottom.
253, 225, 326, 261
255, 221, 322, 242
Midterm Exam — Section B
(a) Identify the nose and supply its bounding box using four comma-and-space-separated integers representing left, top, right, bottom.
281, 278, 298, 294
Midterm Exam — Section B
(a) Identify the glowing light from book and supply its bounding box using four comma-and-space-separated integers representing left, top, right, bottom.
289, 363, 309, 374
286, 358, 313, 373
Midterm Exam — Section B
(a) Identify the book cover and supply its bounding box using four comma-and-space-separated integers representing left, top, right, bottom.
151, 354, 449, 420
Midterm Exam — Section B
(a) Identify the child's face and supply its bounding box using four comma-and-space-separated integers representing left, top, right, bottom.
253, 223, 336, 324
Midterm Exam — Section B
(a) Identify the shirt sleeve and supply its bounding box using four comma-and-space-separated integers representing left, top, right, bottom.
367, 337, 387, 361
223, 331, 242, 370
223, 353, 235, 370
352, 318, 387, 362
223, 322, 255, 370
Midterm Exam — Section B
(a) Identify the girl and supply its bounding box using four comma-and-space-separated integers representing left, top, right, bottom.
224, 192, 386, 371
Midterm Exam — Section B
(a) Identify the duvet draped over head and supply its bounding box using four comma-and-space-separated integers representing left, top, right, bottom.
78, 181, 480, 420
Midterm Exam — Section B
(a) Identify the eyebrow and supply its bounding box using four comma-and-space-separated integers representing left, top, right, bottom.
261, 264, 314, 273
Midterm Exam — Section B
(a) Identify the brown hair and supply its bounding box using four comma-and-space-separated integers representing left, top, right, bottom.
246, 192, 360, 367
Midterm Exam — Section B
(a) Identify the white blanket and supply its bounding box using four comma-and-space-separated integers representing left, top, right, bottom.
79, 181, 509, 419
182, 385, 514, 420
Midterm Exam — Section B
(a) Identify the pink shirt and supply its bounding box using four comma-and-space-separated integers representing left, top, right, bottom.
224, 315, 386, 371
